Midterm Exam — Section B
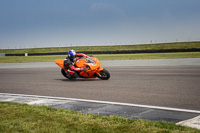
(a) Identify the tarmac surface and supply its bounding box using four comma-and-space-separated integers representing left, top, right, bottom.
1, 58, 200, 68
0, 58, 200, 129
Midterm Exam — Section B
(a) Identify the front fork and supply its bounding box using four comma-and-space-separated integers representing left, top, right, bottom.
95, 67, 104, 77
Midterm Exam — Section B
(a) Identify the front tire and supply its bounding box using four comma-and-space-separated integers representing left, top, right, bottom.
98, 69, 110, 80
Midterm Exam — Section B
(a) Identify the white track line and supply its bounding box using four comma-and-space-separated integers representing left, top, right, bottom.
1, 93, 200, 114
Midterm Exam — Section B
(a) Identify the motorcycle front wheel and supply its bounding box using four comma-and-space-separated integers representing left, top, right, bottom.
97, 69, 110, 80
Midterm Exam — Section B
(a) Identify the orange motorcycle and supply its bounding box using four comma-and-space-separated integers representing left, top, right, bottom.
55, 56, 110, 80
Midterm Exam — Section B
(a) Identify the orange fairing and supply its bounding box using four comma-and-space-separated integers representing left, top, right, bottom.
75, 59, 85, 68
75, 57, 102, 78
55, 59, 64, 68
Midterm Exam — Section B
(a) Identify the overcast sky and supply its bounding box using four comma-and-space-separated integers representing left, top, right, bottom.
0, 0, 200, 49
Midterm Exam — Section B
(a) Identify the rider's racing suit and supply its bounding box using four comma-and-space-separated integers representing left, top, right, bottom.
63, 53, 88, 78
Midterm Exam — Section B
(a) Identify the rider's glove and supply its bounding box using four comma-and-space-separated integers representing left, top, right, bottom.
80, 67, 88, 72
84, 68, 88, 72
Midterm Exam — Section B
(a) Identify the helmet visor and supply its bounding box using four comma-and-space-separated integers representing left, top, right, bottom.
71, 55, 76, 58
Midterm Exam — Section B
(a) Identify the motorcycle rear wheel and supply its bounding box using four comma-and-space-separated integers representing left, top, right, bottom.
61, 68, 76, 80
98, 69, 110, 80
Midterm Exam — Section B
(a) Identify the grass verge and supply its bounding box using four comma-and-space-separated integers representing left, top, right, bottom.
1, 41, 200, 54
0, 52, 200, 63
0, 102, 198, 132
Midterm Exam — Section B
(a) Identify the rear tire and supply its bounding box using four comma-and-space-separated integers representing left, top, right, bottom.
61, 68, 75, 80
98, 69, 110, 80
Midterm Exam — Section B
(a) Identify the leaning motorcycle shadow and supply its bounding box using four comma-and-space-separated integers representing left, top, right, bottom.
55, 78, 101, 82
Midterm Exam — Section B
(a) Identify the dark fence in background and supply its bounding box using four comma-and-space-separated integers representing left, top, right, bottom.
5, 48, 200, 56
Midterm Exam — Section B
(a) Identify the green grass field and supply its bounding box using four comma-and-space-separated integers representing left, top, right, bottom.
0, 102, 198, 132
1, 41, 200, 63
0, 52, 200, 63
1, 41, 200, 54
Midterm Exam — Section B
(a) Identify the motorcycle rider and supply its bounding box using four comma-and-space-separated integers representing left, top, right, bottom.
63, 49, 89, 78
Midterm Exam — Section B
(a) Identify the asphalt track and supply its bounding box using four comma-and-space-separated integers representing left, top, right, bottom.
0, 58, 200, 127
0, 58, 200, 110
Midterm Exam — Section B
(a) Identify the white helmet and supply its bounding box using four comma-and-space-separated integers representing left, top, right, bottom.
68, 49, 77, 60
